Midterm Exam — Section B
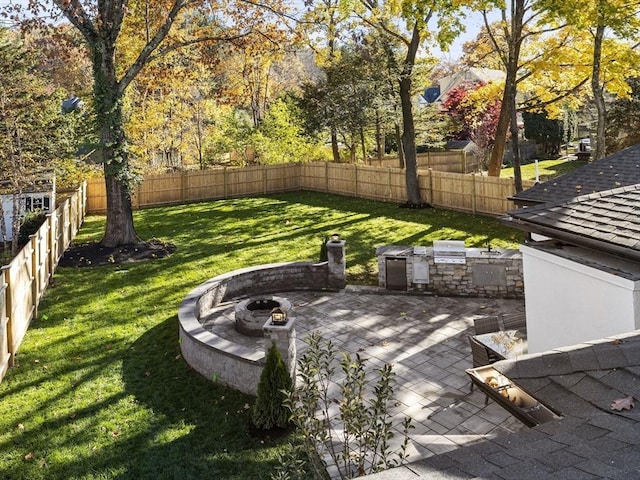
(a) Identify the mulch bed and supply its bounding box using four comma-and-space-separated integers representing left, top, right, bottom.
58, 239, 176, 267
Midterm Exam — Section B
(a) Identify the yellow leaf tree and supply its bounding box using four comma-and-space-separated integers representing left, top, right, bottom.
8, 0, 293, 247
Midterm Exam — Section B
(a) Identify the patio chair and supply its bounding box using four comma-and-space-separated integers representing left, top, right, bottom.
502, 313, 527, 332
473, 316, 500, 335
468, 335, 496, 402
469, 335, 495, 368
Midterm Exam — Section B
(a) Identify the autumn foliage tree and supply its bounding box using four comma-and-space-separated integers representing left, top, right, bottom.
0, 28, 82, 254
4, 0, 294, 247
355, 0, 469, 205
442, 81, 502, 166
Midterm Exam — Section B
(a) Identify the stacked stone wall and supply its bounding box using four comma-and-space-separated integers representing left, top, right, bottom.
377, 246, 524, 298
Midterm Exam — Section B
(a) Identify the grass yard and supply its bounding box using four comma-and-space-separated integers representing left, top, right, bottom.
0, 192, 523, 480
501, 158, 586, 181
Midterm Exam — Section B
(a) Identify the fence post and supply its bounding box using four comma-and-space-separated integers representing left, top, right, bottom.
428, 168, 434, 206
30, 236, 38, 320
2, 266, 13, 367
354, 164, 358, 197
182, 170, 188, 203
263, 165, 268, 195
462, 151, 467, 173
224, 167, 228, 199
471, 174, 477, 214
387, 167, 392, 200
325, 162, 329, 192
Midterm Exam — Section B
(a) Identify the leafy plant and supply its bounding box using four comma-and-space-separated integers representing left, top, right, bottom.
318, 236, 328, 263
280, 332, 413, 479
17, 210, 46, 246
253, 342, 294, 430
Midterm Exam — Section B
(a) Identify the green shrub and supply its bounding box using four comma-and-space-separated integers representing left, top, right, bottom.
18, 209, 47, 246
253, 342, 294, 430
278, 332, 414, 479
318, 236, 328, 262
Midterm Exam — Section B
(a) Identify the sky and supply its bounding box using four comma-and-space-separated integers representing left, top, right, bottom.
433, 9, 500, 61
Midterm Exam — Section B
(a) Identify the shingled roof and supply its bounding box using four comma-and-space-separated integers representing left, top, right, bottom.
364, 331, 640, 480
511, 144, 640, 206
505, 184, 640, 262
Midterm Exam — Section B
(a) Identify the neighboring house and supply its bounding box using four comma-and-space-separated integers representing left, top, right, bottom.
502, 144, 640, 353
420, 67, 505, 105
0, 173, 56, 241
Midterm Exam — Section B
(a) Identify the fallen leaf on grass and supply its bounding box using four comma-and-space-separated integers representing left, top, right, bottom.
24, 452, 34, 461
69, 412, 77, 419
16, 423, 24, 430
144, 370, 151, 377
611, 396, 635, 411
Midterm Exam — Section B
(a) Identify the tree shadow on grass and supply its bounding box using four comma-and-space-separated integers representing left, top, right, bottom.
117, 316, 289, 480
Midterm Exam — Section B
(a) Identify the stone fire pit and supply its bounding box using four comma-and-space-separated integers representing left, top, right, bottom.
234, 296, 292, 337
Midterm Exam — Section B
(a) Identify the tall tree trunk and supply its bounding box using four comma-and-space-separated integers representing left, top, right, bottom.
399, 24, 422, 205
510, 105, 523, 192
375, 110, 384, 163
330, 127, 340, 162
489, 92, 511, 177
399, 75, 420, 204
94, 44, 140, 247
507, 0, 525, 191
592, 24, 606, 160
487, 0, 525, 178
395, 118, 405, 169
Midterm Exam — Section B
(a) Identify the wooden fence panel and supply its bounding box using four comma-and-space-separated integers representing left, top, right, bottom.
0, 277, 9, 378
83, 163, 530, 217
299, 162, 330, 192
389, 168, 409, 203
2, 243, 35, 357
185, 170, 226, 202
429, 171, 476, 213
352, 165, 409, 203
369, 152, 470, 172
473, 175, 512, 215
419, 152, 465, 172
135, 173, 183, 207
225, 166, 265, 198
326, 164, 357, 197
86, 177, 107, 214
265, 164, 300, 193
0, 183, 86, 385
32, 221, 50, 312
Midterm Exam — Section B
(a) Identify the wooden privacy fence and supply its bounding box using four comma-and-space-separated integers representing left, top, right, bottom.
368, 151, 480, 173
0, 182, 87, 384
86, 162, 533, 216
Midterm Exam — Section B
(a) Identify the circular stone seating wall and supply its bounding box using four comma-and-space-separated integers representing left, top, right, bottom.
178, 262, 330, 395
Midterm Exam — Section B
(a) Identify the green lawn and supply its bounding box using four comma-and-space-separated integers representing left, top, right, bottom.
501, 158, 585, 181
0, 192, 523, 480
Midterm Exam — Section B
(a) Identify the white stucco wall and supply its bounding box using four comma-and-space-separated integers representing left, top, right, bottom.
521, 244, 640, 353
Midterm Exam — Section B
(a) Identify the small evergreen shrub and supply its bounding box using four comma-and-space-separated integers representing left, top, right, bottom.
318, 236, 328, 262
253, 342, 293, 430
18, 210, 47, 246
